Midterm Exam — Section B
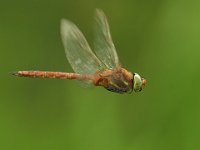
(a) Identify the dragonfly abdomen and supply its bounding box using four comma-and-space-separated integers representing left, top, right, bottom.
12, 71, 88, 80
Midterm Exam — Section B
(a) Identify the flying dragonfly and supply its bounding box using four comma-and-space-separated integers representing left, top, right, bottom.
12, 9, 146, 94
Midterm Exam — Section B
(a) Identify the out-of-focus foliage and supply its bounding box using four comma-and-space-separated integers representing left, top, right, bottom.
0, 0, 200, 150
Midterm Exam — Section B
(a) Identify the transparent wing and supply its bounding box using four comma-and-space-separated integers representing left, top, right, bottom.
61, 19, 104, 74
94, 9, 119, 69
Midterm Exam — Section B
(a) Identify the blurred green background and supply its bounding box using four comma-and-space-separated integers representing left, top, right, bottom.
1, 0, 200, 150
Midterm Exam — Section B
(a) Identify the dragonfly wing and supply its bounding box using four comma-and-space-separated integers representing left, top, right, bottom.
94, 9, 120, 69
61, 19, 104, 74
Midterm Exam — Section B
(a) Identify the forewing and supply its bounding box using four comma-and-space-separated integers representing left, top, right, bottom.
61, 19, 104, 74
94, 9, 119, 69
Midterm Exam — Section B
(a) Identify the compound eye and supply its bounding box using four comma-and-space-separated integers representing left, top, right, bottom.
133, 73, 142, 92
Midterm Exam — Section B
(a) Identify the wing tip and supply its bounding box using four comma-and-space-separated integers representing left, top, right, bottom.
60, 18, 67, 24
95, 8, 105, 16
60, 18, 76, 34
95, 8, 103, 13
60, 18, 67, 29
60, 18, 71, 36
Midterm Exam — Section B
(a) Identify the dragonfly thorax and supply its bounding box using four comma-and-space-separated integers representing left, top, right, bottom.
95, 68, 133, 94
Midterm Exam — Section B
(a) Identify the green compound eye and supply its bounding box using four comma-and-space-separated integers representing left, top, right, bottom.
134, 73, 142, 92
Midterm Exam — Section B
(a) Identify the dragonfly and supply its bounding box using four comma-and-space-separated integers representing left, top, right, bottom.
13, 9, 146, 94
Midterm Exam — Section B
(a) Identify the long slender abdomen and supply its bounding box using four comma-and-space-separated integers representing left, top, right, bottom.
12, 71, 90, 80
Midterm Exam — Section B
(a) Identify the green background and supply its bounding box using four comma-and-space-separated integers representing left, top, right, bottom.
1, 0, 200, 150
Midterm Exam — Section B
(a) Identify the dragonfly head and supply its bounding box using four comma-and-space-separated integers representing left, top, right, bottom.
133, 73, 146, 92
